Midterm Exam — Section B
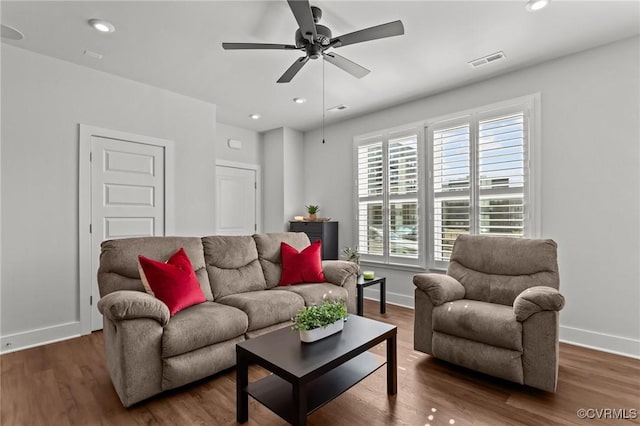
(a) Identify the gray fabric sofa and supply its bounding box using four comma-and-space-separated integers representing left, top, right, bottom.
413, 235, 565, 392
96, 232, 358, 407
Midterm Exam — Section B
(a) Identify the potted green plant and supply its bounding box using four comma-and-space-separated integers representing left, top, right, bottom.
305, 204, 319, 221
341, 246, 361, 276
291, 300, 347, 342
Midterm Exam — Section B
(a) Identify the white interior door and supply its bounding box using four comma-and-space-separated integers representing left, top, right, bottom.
90, 136, 165, 330
216, 165, 257, 235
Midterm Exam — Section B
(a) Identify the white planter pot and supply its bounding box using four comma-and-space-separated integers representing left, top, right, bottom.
299, 319, 344, 343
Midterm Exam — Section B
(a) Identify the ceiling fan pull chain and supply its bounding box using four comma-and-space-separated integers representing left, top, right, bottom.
322, 58, 325, 144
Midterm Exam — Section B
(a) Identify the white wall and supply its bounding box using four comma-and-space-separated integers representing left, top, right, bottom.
216, 122, 261, 165
303, 36, 640, 357
262, 128, 285, 232
261, 127, 305, 232
283, 127, 305, 221
1, 45, 217, 351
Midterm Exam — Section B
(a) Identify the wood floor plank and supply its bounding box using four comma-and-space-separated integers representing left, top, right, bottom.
1, 300, 638, 425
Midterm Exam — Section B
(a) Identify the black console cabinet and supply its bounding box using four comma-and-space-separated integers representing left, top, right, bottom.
289, 221, 338, 260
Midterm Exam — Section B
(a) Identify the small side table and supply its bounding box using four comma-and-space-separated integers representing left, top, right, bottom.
357, 276, 386, 316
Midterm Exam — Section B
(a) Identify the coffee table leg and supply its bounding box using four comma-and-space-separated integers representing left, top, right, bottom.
357, 284, 364, 316
236, 352, 249, 423
387, 333, 397, 395
380, 278, 386, 314
292, 382, 308, 426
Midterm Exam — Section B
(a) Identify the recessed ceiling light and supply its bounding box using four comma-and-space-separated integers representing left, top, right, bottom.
525, 0, 550, 12
249, 113, 261, 120
89, 19, 115, 33
293, 97, 307, 104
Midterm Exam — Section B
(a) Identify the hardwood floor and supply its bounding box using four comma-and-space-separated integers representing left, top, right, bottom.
2, 301, 639, 425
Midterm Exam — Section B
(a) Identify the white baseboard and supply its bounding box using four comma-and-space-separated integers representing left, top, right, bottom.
0, 321, 81, 354
363, 288, 414, 309
560, 325, 640, 359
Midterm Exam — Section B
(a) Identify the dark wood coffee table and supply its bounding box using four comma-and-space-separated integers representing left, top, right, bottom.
236, 314, 397, 426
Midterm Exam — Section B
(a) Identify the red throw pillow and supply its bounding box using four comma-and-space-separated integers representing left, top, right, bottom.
138, 248, 206, 315
279, 241, 326, 286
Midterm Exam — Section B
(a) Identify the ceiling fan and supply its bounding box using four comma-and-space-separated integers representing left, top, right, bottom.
222, 0, 404, 83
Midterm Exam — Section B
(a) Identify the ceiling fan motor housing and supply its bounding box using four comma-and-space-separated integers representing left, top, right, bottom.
295, 24, 332, 53
222, 0, 404, 82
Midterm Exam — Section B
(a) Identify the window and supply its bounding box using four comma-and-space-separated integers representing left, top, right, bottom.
427, 96, 538, 269
355, 126, 424, 267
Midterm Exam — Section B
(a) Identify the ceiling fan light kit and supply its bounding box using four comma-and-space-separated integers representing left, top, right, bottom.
222, 0, 405, 83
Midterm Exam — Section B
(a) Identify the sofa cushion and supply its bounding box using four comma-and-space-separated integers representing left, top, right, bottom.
253, 232, 311, 288
277, 283, 348, 307
447, 235, 559, 306
98, 236, 213, 300
432, 332, 524, 384
162, 302, 248, 358
138, 248, 206, 316
217, 290, 305, 331
162, 336, 243, 391
202, 236, 267, 299
279, 241, 326, 285
432, 299, 523, 351
245, 321, 292, 339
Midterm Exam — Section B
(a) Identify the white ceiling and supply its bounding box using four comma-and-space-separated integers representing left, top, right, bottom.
2, 1, 638, 132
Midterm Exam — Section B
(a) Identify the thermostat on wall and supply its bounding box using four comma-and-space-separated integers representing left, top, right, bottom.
227, 139, 242, 150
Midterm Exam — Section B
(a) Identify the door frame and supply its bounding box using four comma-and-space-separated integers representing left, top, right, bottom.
78, 124, 175, 335
215, 159, 262, 234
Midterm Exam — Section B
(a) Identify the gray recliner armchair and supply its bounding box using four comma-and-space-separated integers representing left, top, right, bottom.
413, 234, 565, 392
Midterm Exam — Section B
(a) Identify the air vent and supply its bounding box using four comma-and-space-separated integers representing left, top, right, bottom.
327, 104, 348, 112
83, 50, 103, 60
469, 51, 505, 68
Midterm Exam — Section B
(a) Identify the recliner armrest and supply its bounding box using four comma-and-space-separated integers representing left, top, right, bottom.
321, 260, 358, 287
98, 290, 170, 326
513, 286, 565, 321
413, 273, 465, 306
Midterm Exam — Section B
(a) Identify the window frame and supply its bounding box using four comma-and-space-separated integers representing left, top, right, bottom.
353, 123, 426, 268
425, 94, 541, 270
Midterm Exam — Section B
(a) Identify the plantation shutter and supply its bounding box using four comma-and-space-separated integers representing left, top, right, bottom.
355, 126, 423, 267
432, 123, 471, 262
388, 134, 419, 259
429, 104, 530, 267
357, 140, 384, 256
478, 113, 525, 237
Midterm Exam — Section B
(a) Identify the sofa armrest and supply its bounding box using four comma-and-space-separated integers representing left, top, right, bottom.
321, 260, 358, 287
98, 290, 170, 326
514, 286, 565, 322
322, 260, 358, 313
413, 273, 465, 306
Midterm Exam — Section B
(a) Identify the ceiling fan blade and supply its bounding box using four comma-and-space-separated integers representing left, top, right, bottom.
323, 53, 370, 79
331, 20, 404, 48
222, 42, 298, 50
277, 56, 310, 83
287, 0, 317, 43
